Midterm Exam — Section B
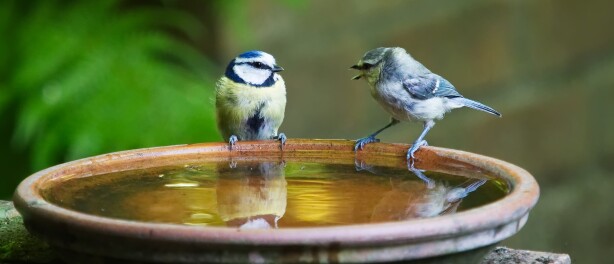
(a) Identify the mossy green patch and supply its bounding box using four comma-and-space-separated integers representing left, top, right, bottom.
0, 201, 59, 263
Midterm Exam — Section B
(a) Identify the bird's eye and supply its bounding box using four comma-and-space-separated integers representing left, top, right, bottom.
252, 62, 264, 68
362, 63, 374, 69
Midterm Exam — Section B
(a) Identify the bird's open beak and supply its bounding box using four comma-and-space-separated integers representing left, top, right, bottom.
272, 65, 284, 72
350, 64, 362, 80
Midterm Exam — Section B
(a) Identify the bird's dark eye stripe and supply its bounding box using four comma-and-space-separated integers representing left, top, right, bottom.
362, 63, 374, 69
237, 61, 270, 69
353, 63, 375, 70
250, 62, 265, 68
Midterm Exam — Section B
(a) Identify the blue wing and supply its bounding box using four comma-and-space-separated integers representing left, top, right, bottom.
402, 74, 462, 100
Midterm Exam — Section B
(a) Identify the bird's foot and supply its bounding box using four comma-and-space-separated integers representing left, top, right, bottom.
228, 135, 238, 151
354, 136, 380, 151
407, 164, 435, 189
275, 133, 287, 150
406, 139, 428, 164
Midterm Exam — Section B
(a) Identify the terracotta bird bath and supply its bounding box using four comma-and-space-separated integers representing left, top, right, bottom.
13, 139, 539, 263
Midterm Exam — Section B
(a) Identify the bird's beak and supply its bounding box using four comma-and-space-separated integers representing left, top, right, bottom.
350, 64, 362, 80
272, 65, 284, 72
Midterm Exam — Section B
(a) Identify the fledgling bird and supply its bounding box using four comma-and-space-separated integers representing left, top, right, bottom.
350, 47, 501, 162
215, 51, 287, 149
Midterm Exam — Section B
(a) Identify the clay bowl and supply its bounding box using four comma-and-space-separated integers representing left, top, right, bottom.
14, 139, 539, 263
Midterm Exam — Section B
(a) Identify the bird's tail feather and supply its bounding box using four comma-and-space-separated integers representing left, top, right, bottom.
454, 97, 502, 117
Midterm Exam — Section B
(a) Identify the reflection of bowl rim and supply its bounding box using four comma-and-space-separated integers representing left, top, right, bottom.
14, 139, 539, 263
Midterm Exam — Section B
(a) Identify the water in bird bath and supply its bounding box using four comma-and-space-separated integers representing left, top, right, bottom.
42, 160, 507, 229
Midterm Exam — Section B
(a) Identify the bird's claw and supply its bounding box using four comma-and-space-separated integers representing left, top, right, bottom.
228, 135, 238, 151
275, 133, 287, 150
354, 136, 380, 151
406, 139, 428, 161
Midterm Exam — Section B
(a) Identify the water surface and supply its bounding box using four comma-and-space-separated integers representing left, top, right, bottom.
43, 161, 508, 228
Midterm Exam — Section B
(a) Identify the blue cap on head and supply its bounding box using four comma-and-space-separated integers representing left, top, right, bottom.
237, 50, 263, 59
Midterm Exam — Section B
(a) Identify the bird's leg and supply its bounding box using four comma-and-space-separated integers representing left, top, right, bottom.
354, 118, 400, 151
407, 165, 435, 189
407, 120, 435, 163
228, 135, 238, 151
274, 133, 287, 150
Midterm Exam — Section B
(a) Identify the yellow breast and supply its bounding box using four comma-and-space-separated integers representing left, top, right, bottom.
215, 76, 286, 139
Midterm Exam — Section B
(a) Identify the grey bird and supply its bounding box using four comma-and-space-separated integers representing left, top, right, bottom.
350, 47, 501, 163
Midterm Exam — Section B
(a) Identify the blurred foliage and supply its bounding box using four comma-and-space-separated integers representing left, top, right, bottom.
0, 0, 219, 176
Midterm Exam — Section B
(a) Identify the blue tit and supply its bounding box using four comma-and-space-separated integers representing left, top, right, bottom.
350, 47, 501, 163
215, 50, 287, 150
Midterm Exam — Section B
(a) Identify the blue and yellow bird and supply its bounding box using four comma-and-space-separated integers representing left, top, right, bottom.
215, 51, 287, 149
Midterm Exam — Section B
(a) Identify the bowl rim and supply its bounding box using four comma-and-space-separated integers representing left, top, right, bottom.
13, 139, 539, 246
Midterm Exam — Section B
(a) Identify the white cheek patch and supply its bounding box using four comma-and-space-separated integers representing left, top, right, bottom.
233, 64, 271, 85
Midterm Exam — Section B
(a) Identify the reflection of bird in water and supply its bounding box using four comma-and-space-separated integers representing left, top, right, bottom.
370, 178, 486, 222
216, 161, 287, 229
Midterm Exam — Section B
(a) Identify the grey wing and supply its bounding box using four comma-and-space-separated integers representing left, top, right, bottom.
402, 73, 462, 100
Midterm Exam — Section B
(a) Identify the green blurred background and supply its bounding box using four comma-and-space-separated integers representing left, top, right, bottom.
1, 0, 612, 262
